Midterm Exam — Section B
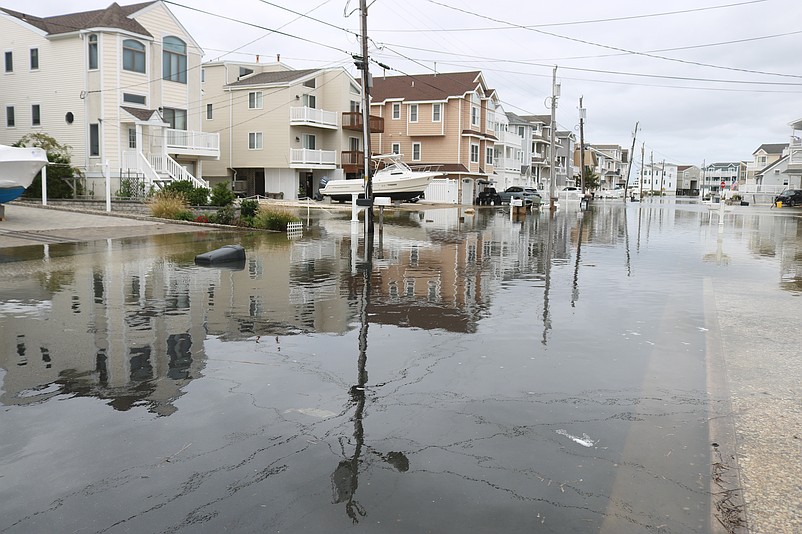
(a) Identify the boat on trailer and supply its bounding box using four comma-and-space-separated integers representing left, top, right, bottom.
320, 154, 443, 203
0, 144, 49, 203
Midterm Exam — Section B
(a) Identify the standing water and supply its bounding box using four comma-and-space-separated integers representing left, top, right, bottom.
0, 200, 799, 533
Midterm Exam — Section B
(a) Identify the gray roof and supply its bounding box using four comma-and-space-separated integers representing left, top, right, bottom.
226, 69, 321, 87
0, 2, 156, 37
121, 106, 158, 121
752, 143, 788, 155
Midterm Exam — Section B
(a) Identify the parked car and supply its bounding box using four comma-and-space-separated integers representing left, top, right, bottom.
475, 187, 501, 205
497, 186, 542, 205
774, 189, 802, 207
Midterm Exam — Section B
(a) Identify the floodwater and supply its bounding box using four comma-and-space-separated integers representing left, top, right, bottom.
0, 200, 799, 533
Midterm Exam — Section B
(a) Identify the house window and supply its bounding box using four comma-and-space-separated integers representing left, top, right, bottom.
31, 104, 40, 126
248, 91, 263, 109
162, 108, 187, 130
88, 35, 98, 70
350, 100, 360, 113
6, 106, 15, 127
248, 132, 263, 149
89, 123, 100, 156
201, 68, 205, 82
128, 128, 137, 149
432, 103, 441, 122
206, 103, 213, 120
470, 144, 479, 163
303, 94, 316, 108
392, 103, 400, 119
30, 48, 38, 70
4, 51, 12, 73
123, 93, 146, 105
303, 134, 316, 150
239, 66, 253, 78
486, 147, 493, 165
409, 104, 418, 123
122, 39, 145, 73
412, 142, 421, 161
163, 36, 187, 83
303, 78, 316, 88
518, 126, 525, 137
391, 142, 400, 154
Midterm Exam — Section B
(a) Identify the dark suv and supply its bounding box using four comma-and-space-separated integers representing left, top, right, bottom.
775, 189, 802, 207
476, 187, 501, 205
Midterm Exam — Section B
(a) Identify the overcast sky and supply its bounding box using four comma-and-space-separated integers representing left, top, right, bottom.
5, 0, 802, 166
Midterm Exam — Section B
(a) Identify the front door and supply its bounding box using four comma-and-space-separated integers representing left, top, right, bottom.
255, 171, 265, 197
304, 172, 314, 198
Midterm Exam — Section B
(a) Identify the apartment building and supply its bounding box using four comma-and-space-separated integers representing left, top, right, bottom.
641, 161, 678, 195
701, 162, 743, 196
491, 104, 525, 191
591, 144, 626, 190
370, 71, 497, 205
516, 114, 554, 190
201, 61, 378, 199
0, 1, 219, 197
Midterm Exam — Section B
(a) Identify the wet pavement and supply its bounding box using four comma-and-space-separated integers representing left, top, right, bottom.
0, 200, 800, 533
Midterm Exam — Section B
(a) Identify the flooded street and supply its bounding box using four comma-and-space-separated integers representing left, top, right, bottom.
1, 200, 800, 533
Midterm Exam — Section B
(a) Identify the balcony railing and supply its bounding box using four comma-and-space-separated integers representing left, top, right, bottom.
789, 145, 802, 172
342, 112, 384, 133
290, 148, 337, 167
341, 150, 365, 173
497, 130, 523, 147
165, 129, 220, 158
494, 157, 522, 173
290, 106, 338, 129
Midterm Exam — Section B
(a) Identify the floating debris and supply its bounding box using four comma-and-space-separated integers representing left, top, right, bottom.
556, 429, 595, 447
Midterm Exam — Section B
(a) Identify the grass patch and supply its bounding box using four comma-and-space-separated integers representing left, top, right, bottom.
149, 192, 189, 219
254, 207, 301, 231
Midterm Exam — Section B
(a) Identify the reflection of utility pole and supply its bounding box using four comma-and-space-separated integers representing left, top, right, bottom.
579, 96, 586, 195
571, 209, 585, 307
549, 66, 559, 210
542, 211, 554, 345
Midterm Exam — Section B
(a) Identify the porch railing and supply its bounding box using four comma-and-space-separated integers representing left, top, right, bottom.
290, 107, 338, 128
290, 148, 336, 166
165, 128, 219, 153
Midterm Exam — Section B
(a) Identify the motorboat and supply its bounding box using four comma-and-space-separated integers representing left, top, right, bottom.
320, 154, 443, 202
0, 144, 48, 203
596, 187, 625, 200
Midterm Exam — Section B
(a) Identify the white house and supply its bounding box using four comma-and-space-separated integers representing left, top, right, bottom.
0, 1, 219, 198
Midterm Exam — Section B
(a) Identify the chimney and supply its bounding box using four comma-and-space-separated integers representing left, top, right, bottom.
276, 53, 280, 63
411, 81, 415, 87
256, 54, 260, 63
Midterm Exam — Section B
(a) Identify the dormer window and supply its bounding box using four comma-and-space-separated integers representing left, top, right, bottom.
163, 36, 187, 84
123, 39, 146, 73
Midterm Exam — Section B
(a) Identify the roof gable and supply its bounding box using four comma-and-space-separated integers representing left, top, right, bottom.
0, 2, 156, 37
370, 71, 486, 103
752, 143, 788, 156
226, 68, 322, 88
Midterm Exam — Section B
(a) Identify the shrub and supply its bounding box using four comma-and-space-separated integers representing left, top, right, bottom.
210, 182, 236, 207
194, 215, 210, 223
162, 180, 209, 206
174, 210, 195, 221
239, 198, 260, 218
238, 215, 255, 228
148, 192, 188, 219
254, 207, 301, 231
209, 205, 236, 225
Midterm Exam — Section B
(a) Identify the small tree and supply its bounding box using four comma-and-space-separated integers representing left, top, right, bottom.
581, 166, 600, 191
14, 133, 83, 199
210, 182, 236, 207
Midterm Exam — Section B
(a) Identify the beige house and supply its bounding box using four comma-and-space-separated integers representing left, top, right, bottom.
0, 1, 219, 197
370, 71, 497, 205
745, 143, 788, 185
202, 62, 380, 199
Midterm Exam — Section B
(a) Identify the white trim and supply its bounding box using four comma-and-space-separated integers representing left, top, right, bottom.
391, 142, 400, 154
130, 1, 205, 56
392, 102, 400, 120
412, 142, 421, 161
31, 103, 41, 127
408, 103, 418, 123
248, 91, 263, 109
432, 102, 441, 122
29, 47, 39, 71
5, 104, 16, 128
470, 143, 479, 164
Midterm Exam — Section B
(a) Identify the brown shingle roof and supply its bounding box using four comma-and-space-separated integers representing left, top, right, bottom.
370, 71, 484, 102
0, 2, 155, 37
226, 68, 320, 87
121, 106, 158, 121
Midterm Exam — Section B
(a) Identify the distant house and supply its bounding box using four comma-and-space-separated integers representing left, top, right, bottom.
745, 143, 788, 185
676, 165, 700, 196
0, 1, 219, 198
786, 118, 802, 184
702, 162, 743, 196
754, 156, 800, 191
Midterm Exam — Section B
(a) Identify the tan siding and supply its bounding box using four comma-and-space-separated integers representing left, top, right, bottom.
407, 103, 444, 136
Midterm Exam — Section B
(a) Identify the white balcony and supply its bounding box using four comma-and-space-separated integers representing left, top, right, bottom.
290, 148, 337, 169
497, 130, 524, 147
165, 129, 220, 159
494, 157, 522, 173
789, 144, 802, 173
290, 106, 338, 129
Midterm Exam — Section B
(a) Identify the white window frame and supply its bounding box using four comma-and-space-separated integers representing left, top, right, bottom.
248, 91, 263, 109
5, 105, 15, 128
471, 106, 479, 127
409, 104, 418, 123
31, 104, 41, 127
470, 143, 479, 164
29, 48, 39, 71
87, 34, 98, 70
122, 39, 146, 74
206, 103, 213, 120
128, 128, 136, 149
391, 142, 400, 154
412, 142, 421, 161
486, 147, 493, 165
248, 132, 263, 150
432, 103, 441, 122
4, 50, 12, 73
392, 103, 400, 120
89, 123, 100, 156
303, 93, 316, 109
303, 134, 316, 150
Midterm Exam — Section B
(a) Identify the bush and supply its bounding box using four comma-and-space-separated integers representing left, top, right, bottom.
254, 207, 301, 231
174, 210, 195, 221
209, 205, 235, 225
239, 198, 260, 218
148, 192, 188, 219
162, 180, 209, 206
194, 215, 210, 223
15, 133, 84, 199
210, 182, 236, 207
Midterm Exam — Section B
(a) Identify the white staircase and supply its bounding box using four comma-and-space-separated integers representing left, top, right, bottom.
123, 151, 209, 192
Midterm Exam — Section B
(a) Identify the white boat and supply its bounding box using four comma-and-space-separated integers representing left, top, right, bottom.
596, 187, 624, 200
0, 144, 48, 203
320, 154, 443, 202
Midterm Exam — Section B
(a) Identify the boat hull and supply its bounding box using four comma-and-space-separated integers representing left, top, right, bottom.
321, 173, 437, 202
0, 145, 48, 203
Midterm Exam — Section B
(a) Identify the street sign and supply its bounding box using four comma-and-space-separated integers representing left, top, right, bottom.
720, 181, 726, 188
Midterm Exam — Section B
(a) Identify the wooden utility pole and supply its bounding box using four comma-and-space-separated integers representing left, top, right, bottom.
579, 96, 586, 194
650, 150, 654, 199
623, 121, 638, 201
660, 159, 666, 196
359, 0, 374, 232
549, 66, 559, 210
639, 142, 645, 199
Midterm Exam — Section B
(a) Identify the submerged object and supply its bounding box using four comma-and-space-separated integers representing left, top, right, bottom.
194, 244, 246, 265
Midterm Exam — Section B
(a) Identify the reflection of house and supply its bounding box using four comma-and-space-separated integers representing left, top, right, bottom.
202, 62, 381, 199
370, 71, 497, 205
0, 1, 219, 197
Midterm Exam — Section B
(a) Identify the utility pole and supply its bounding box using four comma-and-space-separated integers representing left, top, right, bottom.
649, 150, 654, 199
660, 159, 665, 197
358, 0, 374, 232
579, 96, 586, 195
549, 66, 559, 210
639, 142, 644, 199
623, 122, 638, 201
